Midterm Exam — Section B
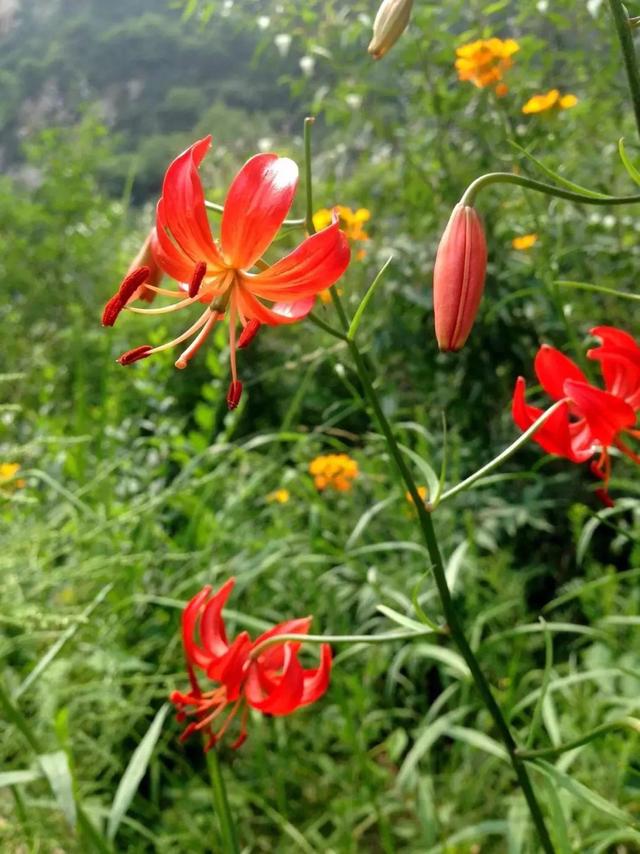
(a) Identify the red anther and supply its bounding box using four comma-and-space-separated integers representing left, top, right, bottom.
101, 294, 124, 327
118, 345, 153, 365
237, 319, 261, 349
189, 261, 207, 298
118, 266, 151, 303
226, 380, 243, 410
595, 488, 615, 508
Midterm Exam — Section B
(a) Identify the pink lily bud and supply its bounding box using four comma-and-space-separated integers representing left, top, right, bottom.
368, 0, 413, 60
433, 202, 487, 352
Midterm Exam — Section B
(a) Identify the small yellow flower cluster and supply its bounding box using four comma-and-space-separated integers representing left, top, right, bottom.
266, 488, 290, 504
314, 206, 370, 260
0, 463, 25, 490
455, 38, 519, 93
522, 89, 578, 114
512, 233, 538, 250
309, 454, 359, 492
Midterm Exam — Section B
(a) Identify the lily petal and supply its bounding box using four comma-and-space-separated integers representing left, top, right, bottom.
564, 379, 636, 445
512, 377, 592, 462
244, 644, 304, 715
157, 136, 224, 269
246, 220, 351, 301
253, 617, 312, 670
534, 345, 588, 401
235, 286, 312, 326
300, 644, 332, 706
220, 153, 298, 269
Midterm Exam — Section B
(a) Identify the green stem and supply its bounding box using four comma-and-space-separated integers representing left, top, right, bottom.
304, 117, 316, 234
460, 171, 640, 207
517, 717, 640, 760
308, 312, 348, 341
341, 338, 554, 852
204, 199, 306, 227
206, 747, 240, 854
249, 627, 442, 658
435, 399, 566, 507
608, 0, 640, 140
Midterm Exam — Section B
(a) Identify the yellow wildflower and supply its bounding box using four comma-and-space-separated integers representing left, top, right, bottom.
455, 38, 519, 90
522, 90, 578, 114
512, 233, 538, 250
559, 93, 578, 109
0, 463, 25, 490
309, 454, 359, 492
405, 485, 428, 506
266, 488, 290, 504
313, 205, 370, 261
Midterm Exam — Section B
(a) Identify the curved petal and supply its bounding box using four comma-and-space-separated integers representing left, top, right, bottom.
300, 644, 332, 706
220, 154, 298, 269
588, 327, 640, 409
564, 379, 636, 445
152, 209, 198, 282
253, 617, 312, 671
244, 644, 304, 715
235, 286, 308, 327
182, 585, 214, 670
534, 345, 588, 401
512, 377, 592, 462
199, 578, 236, 658
271, 297, 316, 320
157, 136, 224, 269
207, 631, 252, 700
245, 220, 351, 301
590, 326, 640, 353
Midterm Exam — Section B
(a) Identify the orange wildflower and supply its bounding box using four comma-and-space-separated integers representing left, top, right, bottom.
455, 38, 519, 91
309, 454, 359, 492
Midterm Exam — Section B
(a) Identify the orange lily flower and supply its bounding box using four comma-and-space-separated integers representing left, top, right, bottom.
103, 136, 350, 408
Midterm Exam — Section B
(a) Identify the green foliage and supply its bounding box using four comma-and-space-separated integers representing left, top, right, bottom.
2, 0, 640, 851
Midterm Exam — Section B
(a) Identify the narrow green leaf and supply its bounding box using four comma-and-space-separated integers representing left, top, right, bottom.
444, 725, 508, 760
347, 256, 393, 341
511, 142, 613, 199
107, 704, 170, 842
618, 137, 640, 186
531, 759, 639, 829
397, 442, 440, 506
555, 279, 640, 303
38, 751, 77, 829
376, 604, 433, 634
0, 768, 43, 788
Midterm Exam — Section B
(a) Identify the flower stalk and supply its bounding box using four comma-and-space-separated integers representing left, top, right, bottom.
206, 747, 240, 854
608, 0, 640, 140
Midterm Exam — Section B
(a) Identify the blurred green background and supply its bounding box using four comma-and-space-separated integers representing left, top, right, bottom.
2, 0, 640, 850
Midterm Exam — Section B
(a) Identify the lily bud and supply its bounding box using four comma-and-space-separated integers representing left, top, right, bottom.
433, 203, 487, 352
368, 0, 413, 60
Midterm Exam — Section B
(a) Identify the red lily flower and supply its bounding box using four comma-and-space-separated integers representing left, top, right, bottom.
170, 578, 332, 750
512, 327, 640, 504
102, 136, 350, 408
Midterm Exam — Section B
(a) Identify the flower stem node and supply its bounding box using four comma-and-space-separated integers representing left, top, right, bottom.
433, 203, 488, 352
368, 0, 413, 60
